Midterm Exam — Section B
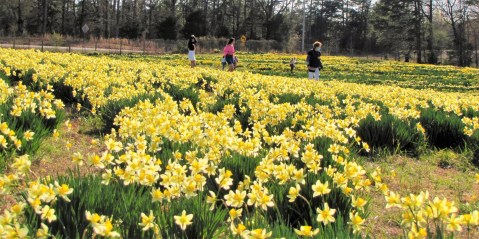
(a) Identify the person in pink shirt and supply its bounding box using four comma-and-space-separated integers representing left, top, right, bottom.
223, 38, 236, 72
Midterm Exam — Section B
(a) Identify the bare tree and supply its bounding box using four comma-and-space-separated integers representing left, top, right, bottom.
439, 0, 470, 66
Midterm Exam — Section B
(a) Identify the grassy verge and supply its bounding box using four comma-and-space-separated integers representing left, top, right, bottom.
362, 151, 479, 238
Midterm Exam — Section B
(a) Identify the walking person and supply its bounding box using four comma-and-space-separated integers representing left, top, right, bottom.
306, 41, 323, 80
223, 38, 236, 72
188, 35, 197, 68
290, 57, 297, 73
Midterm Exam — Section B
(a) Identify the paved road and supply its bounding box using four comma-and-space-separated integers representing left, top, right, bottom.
0, 43, 149, 54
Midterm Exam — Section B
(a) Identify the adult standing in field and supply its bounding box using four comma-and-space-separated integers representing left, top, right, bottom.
188, 35, 197, 68
306, 41, 323, 80
224, 38, 236, 72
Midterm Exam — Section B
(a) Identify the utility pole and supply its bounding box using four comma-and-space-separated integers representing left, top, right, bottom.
42, 0, 48, 51
302, 0, 305, 52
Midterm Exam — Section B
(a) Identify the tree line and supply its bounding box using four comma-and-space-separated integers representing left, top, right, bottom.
0, 0, 478, 66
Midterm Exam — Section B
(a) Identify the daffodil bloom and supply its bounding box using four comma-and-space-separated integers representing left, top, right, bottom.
23, 130, 34, 141
10, 202, 26, 217
225, 190, 247, 208
312, 180, 331, 197
250, 228, 272, 239
348, 211, 365, 234
215, 168, 234, 190
40, 205, 57, 223
11, 155, 31, 176
287, 184, 301, 202
362, 142, 370, 152
316, 203, 336, 225
206, 191, 217, 210
401, 210, 415, 227
101, 169, 113, 185
351, 196, 367, 210
294, 225, 319, 237
475, 173, 479, 184
35, 223, 49, 239
97, 218, 121, 238
407, 225, 427, 239
228, 208, 243, 221
139, 210, 156, 231
72, 152, 83, 166
55, 182, 73, 202
230, 222, 249, 236
459, 212, 479, 226
385, 191, 401, 208
85, 211, 103, 226
174, 210, 193, 231
151, 188, 164, 202
4, 222, 29, 239
446, 214, 462, 232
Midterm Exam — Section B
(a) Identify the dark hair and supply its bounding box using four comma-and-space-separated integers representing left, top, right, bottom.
227, 38, 235, 45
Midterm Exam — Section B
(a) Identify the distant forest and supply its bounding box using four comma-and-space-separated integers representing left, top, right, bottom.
0, 0, 478, 66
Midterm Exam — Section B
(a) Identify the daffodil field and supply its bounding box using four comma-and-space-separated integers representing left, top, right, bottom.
1, 48, 479, 238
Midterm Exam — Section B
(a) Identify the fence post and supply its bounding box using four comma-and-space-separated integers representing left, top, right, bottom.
120, 39, 122, 55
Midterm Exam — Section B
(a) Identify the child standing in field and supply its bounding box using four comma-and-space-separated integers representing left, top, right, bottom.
290, 57, 297, 73
233, 56, 239, 69
221, 56, 227, 70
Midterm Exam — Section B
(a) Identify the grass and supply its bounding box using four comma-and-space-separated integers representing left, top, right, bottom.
362, 151, 479, 238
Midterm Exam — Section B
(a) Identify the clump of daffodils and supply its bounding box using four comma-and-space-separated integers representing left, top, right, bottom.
0, 155, 74, 239
384, 190, 479, 237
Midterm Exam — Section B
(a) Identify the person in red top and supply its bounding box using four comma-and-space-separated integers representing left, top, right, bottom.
223, 38, 236, 72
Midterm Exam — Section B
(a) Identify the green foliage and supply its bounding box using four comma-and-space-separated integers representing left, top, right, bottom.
216, 152, 263, 190
24, 173, 229, 239
24, 173, 156, 238
99, 92, 163, 133
208, 93, 253, 132
269, 172, 353, 226
269, 93, 303, 105
0, 99, 64, 165
419, 108, 474, 150
155, 192, 229, 239
356, 114, 423, 157
163, 83, 200, 113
